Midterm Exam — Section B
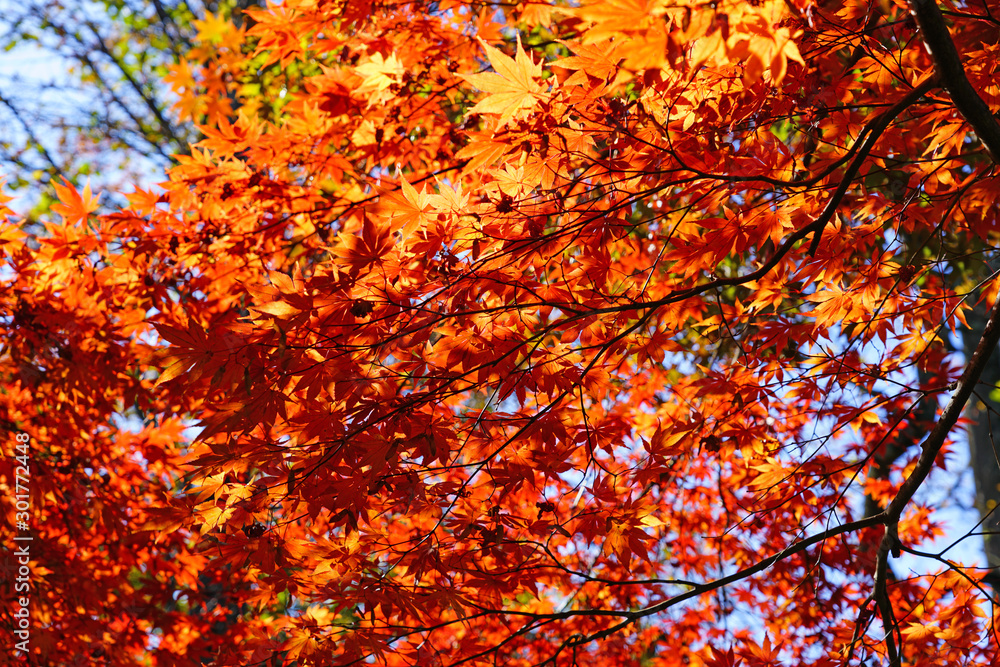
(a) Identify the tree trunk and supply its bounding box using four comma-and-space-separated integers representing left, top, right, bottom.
962, 298, 1000, 572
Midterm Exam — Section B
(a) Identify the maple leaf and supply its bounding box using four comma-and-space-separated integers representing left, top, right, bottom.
570, 0, 660, 42
331, 216, 395, 272
193, 12, 233, 44
375, 177, 432, 238
355, 51, 405, 105
0, 181, 13, 219
553, 40, 626, 88
51, 178, 101, 225
462, 36, 547, 125
705, 647, 743, 667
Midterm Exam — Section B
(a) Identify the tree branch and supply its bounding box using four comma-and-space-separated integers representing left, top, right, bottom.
908, 0, 1000, 161
568, 513, 889, 648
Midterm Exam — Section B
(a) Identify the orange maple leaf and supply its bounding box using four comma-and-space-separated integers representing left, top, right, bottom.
332, 216, 395, 272
52, 178, 101, 225
375, 177, 432, 238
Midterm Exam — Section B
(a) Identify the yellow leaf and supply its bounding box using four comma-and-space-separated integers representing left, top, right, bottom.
193, 12, 232, 44
462, 36, 546, 125
355, 51, 405, 104
199, 505, 235, 534
255, 300, 301, 319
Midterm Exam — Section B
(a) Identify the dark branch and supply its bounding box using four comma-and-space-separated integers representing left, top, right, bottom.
908, 0, 1000, 161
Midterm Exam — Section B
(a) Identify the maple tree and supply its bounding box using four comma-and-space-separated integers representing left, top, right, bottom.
4, 0, 1000, 665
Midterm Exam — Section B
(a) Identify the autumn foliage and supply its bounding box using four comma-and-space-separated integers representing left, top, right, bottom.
3, 0, 1000, 664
